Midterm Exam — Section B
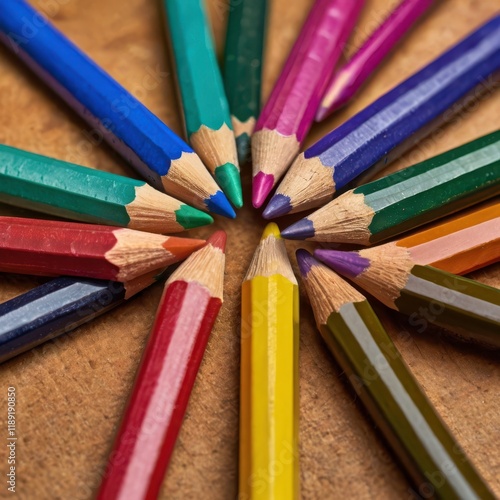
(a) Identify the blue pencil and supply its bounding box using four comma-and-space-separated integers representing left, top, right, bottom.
0, 269, 169, 364
263, 15, 500, 219
0, 0, 235, 218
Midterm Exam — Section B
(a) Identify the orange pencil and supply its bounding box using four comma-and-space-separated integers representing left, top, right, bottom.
315, 202, 500, 277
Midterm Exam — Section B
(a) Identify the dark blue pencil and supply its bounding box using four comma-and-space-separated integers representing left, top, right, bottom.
0, 270, 167, 364
0, 0, 235, 218
263, 15, 500, 219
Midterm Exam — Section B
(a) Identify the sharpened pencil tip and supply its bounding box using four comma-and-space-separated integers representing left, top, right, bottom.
164, 237, 206, 259
214, 163, 243, 208
296, 249, 317, 277
252, 171, 275, 208
315, 105, 330, 122
236, 133, 251, 165
314, 249, 369, 278
261, 222, 281, 241
262, 194, 292, 219
206, 230, 226, 252
175, 204, 214, 229
281, 218, 315, 240
205, 190, 236, 219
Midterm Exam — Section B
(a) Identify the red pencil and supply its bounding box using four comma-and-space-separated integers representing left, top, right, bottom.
97, 231, 226, 500
0, 216, 205, 281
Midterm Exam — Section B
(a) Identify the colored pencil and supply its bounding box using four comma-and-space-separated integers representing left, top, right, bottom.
315, 245, 500, 347
263, 15, 500, 218
240, 223, 299, 499
0, 268, 170, 364
0, 217, 205, 281
223, 0, 267, 165
0, 144, 213, 233
251, 0, 364, 208
0, 0, 235, 219
281, 130, 500, 243
163, 0, 243, 208
97, 231, 226, 500
296, 250, 495, 498
315, 201, 500, 277
317, 0, 434, 117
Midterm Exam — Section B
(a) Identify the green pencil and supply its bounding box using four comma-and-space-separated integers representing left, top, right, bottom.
296, 250, 495, 498
0, 144, 213, 233
282, 130, 500, 244
163, 0, 243, 208
223, 0, 267, 165
316, 244, 500, 348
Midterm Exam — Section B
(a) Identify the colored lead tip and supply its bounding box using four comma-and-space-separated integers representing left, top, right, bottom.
214, 163, 243, 209
315, 105, 331, 123
175, 204, 214, 229
163, 237, 206, 259
281, 218, 315, 240
205, 190, 236, 219
252, 171, 275, 208
206, 230, 227, 252
262, 194, 292, 219
314, 249, 369, 278
295, 249, 317, 277
261, 222, 281, 241
236, 133, 251, 166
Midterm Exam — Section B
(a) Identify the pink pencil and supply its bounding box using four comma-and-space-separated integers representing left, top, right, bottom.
317, 0, 434, 120
251, 0, 364, 208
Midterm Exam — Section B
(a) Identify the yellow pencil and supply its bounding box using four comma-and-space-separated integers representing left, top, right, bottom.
240, 223, 300, 499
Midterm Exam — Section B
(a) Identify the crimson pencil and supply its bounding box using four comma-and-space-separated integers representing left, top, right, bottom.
0, 217, 205, 281
251, 0, 364, 208
97, 231, 226, 500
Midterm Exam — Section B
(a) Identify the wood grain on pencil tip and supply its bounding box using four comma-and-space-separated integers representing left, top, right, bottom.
0, 0, 235, 218
0, 268, 170, 364
251, 0, 364, 208
263, 15, 500, 219
315, 245, 500, 348
0, 217, 205, 281
296, 250, 496, 499
223, 0, 267, 165
317, 0, 434, 118
97, 231, 225, 500
240, 223, 299, 499
313, 200, 500, 276
163, 0, 242, 209
281, 130, 500, 243
0, 144, 213, 233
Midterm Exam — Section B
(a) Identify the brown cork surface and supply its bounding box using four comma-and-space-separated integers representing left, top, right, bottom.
0, 0, 499, 498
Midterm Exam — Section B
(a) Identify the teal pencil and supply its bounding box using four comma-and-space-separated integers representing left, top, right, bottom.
0, 144, 213, 233
163, 0, 243, 208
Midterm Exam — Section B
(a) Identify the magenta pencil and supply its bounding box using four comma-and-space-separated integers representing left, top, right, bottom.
317, 0, 434, 119
252, 0, 364, 208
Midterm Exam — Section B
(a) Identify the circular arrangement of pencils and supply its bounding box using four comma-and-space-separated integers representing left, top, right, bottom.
0, 0, 499, 498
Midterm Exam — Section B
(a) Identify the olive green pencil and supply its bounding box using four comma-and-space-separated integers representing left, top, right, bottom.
297, 250, 495, 498
315, 245, 500, 348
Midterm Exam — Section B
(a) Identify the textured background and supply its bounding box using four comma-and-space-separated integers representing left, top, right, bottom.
0, 0, 499, 498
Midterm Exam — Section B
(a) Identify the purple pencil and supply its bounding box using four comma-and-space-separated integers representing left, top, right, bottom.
317, 0, 434, 120
251, 0, 364, 208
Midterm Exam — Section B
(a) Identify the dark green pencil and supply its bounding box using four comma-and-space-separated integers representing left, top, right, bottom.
297, 250, 495, 498
223, 0, 267, 164
282, 130, 500, 244
0, 144, 213, 233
